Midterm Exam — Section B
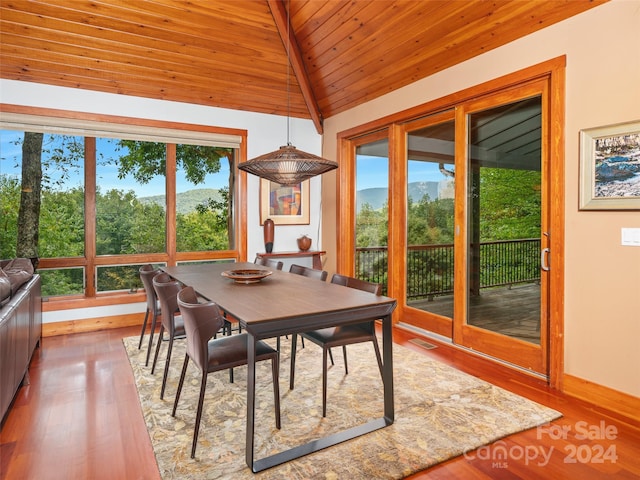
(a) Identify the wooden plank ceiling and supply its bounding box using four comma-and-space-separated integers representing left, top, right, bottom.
0, 0, 606, 133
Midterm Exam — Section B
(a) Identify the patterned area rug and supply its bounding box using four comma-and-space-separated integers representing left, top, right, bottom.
123, 335, 561, 479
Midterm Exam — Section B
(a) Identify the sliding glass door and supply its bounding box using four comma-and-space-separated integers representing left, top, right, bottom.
340, 62, 564, 380
454, 87, 549, 374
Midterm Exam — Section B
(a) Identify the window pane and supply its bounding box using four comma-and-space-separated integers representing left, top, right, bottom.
466, 97, 542, 344
96, 138, 166, 255
97, 264, 147, 293
0, 130, 85, 260
355, 138, 389, 290
176, 146, 234, 252
39, 268, 84, 297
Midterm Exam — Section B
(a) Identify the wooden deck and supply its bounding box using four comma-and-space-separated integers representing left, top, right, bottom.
408, 283, 541, 344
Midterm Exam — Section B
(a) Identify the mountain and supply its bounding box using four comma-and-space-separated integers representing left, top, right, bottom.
140, 188, 222, 214
356, 181, 440, 211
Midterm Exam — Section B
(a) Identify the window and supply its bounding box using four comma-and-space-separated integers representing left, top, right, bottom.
0, 110, 245, 299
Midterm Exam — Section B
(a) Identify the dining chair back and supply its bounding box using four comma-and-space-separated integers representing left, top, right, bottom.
254, 256, 284, 270
289, 263, 328, 281
138, 265, 162, 366
289, 273, 383, 417
151, 273, 186, 400
173, 286, 281, 458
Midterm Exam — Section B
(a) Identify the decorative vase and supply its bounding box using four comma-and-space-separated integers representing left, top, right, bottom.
263, 218, 274, 253
297, 235, 312, 252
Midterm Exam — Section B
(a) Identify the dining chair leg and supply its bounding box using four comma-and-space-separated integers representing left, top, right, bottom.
191, 373, 208, 459
145, 312, 158, 367
138, 308, 149, 349
271, 355, 281, 429
289, 334, 298, 390
322, 347, 328, 417
328, 348, 334, 366
342, 345, 349, 374
160, 335, 175, 400
151, 325, 165, 375
172, 354, 189, 417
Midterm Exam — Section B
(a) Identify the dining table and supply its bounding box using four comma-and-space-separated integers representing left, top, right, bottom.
162, 262, 397, 473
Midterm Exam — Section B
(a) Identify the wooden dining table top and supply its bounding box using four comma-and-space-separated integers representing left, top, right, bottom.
162, 262, 397, 338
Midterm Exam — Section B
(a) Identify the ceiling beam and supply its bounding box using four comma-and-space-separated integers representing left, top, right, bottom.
268, 0, 323, 134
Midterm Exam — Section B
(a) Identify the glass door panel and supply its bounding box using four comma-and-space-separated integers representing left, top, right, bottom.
466, 97, 542, 343
355, 137, 389, 291
406, 119, 456, 320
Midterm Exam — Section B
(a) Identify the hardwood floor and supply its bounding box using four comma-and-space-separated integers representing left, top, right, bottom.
1, 325, 639, 480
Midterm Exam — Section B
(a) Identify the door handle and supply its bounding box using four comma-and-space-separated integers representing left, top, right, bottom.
541, 247, 550, 271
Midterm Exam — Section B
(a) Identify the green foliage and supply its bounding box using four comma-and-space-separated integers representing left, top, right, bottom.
96, 188, 166, 255
38, 187, 85, 257
113, 141, 231, 184
0, 175, 20, 259
479, 168, 541, 240
355, 202, 388, 248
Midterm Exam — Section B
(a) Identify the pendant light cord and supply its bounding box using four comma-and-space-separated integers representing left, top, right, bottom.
286, 0, 291, 146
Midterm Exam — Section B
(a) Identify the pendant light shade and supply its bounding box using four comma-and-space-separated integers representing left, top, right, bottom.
238, 143, 338, 186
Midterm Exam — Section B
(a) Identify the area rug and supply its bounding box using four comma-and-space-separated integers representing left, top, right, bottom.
123, 335, 561, 479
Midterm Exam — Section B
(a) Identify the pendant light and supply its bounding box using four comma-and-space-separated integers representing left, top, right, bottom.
238, 0, 337, 186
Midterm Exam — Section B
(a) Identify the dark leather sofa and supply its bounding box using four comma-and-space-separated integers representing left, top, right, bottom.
0, 259, 42, 426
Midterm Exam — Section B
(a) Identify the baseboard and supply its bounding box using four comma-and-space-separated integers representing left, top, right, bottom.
563, 374, 640, 423
42, 312, 144, 337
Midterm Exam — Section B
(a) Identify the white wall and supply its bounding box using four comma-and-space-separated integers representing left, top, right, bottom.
0, 79, 324, 321
322, 0, 640, 397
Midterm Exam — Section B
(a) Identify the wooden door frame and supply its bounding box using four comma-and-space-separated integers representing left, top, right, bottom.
336, 57, 565, 389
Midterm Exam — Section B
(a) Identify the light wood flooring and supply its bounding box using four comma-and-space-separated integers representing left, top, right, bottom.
1, 325, 639, 479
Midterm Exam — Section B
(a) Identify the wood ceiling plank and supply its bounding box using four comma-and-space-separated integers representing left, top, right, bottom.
4, 1, 284, 58
0, 51, 309, 117
0, 0, 607, 120
268, 0, 323, 132
0, 24, 288, 86
316, 1, 604, 116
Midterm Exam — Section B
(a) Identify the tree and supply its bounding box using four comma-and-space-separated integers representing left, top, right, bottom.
479, 168, 541, 240
16, 132, 43, 266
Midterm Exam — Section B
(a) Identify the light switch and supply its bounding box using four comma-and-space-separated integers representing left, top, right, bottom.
621, 228, 640, 246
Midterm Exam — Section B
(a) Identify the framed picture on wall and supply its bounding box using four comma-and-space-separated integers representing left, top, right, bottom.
260, 179, 310, 225
579, 120, 640, 210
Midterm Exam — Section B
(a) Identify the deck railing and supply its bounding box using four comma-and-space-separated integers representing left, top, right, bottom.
355, 238, 541, 298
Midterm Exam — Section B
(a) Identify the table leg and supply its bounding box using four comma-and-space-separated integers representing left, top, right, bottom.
382, 313, 394, 423
245, 332, 257, 470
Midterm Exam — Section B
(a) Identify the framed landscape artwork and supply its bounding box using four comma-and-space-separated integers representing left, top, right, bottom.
260, 179, 310, 225
579, 120, 640, 210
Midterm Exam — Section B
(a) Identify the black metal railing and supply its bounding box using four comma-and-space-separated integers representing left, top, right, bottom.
355, 238, 541, 299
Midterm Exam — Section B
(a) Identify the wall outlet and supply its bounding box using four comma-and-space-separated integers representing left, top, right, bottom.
621, 228, 640, 246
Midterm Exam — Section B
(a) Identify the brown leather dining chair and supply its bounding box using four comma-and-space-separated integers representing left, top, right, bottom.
138, 264, 161, 366
173, 286, 281, 458
289, 273, 384, 417
151, 273, 186, 400
254, 256, 283, 270
284, 264, 329, 351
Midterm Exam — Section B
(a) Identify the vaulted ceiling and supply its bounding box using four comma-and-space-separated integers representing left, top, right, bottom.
0, 0, 606, 133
